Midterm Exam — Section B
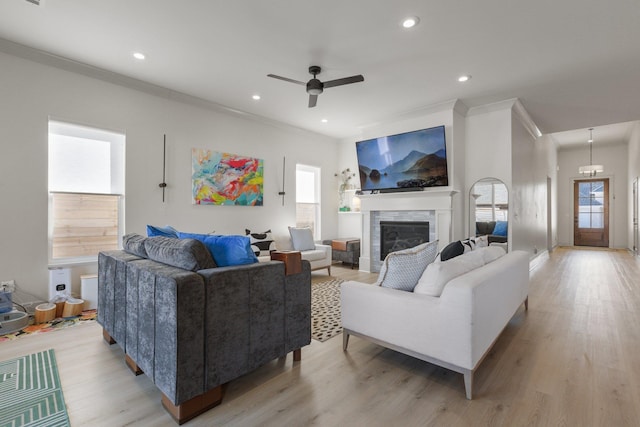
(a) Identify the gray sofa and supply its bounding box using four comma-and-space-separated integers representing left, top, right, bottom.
476, 221, 508, 244
98, 235, 311, 424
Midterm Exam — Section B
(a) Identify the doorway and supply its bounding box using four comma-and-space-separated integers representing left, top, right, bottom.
633, 177, 638, 254
573, 178, 609, 247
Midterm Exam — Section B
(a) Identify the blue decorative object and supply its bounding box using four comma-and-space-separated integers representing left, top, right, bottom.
492, 221, 508, 237
178, 233, 258, 267
146, 224, 179, 238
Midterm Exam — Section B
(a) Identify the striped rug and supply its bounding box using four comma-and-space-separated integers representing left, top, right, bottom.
0, 349, 70, 427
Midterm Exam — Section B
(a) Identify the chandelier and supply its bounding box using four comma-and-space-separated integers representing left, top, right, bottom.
578, 128, 603, 177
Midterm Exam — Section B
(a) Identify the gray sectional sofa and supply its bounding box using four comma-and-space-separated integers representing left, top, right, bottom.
98, 235, 311, 424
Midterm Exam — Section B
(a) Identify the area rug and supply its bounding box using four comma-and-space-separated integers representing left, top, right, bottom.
0, 310, 96, 342
0, 349, 71, 427
311, 279, 344, 342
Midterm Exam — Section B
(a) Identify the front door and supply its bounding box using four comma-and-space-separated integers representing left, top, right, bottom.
574, 179, 609, 247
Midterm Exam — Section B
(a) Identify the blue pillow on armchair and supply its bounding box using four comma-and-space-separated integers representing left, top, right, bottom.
492, 221, 508, 237
177, 233, 258, 267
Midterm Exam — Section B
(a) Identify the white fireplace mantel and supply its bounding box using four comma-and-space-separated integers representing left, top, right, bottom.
358, 189, 458, 272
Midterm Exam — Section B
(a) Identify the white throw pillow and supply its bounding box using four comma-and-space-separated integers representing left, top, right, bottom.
474, 235, 489, 248
288, 227, 316, 251
376, 240, 439, 292
477, 245, 506, 264
414, 249, 485, 297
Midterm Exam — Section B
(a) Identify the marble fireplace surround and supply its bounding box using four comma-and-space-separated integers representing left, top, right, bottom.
358, 190, 455, 273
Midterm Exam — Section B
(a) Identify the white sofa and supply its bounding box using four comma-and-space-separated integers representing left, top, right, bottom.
341, 250, 529, 399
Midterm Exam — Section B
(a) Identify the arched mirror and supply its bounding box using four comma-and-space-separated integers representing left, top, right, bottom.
469, 178, 509, 250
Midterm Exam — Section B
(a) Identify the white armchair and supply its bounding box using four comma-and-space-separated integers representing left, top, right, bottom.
275, 229, 332, 275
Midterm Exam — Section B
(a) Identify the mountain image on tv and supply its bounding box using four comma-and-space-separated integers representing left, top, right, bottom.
356, 126, 449, 191
359, 150, 447, 189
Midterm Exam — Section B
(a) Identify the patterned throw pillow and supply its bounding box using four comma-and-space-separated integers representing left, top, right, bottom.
245, 229, 276, 256
375, 240, 439, 292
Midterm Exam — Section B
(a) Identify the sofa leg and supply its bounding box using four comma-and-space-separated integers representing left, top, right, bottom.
125, 354, 143, 376
343, 332, 350, 351
327, 266, 331, 276
463, 370, 473, 400
524, 296, 529, 311
161, 386, 223, 425
293, 348, 302, 361
102, 328, 116, 345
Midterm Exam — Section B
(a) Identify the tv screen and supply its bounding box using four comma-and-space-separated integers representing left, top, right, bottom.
355, 125, 448, 191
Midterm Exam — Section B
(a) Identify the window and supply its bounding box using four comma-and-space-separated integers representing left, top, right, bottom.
296, 164, 321, 239
48, 120, 125, 263
474, 181, 508, 222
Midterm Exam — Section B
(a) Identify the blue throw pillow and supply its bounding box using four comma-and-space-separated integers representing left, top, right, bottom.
177, 233, 258, 267
492, 221, 508, 237
146, 224, 179, 238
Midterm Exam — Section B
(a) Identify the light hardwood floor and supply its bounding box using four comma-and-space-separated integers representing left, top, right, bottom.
1, 248, 639, 426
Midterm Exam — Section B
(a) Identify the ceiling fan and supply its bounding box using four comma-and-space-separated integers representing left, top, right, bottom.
267, 65, 364, 108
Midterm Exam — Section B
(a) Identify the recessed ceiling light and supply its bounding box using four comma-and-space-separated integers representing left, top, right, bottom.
402, 16, 420, 28
458, 75, 471, 82
252, 94, 261, 100
321, 119, 328, 123
133, 52, 145, 60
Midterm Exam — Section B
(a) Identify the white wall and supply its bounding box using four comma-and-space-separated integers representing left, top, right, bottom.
511, 115, 548, 255
557, 143, 628, 248
465, 102, 512, 240
0, 49, 339, 300
627, 122, 640, 251
337, 101, 466, 242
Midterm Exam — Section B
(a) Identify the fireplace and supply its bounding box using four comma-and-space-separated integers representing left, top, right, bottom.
380, 221, 430, 260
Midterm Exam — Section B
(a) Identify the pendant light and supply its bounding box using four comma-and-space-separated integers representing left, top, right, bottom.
578, 128, 604, 177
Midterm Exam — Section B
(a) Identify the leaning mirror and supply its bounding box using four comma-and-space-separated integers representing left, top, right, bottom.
469, 178, 509, 251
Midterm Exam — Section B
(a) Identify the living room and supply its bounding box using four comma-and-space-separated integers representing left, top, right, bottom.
1, 1, 640, 426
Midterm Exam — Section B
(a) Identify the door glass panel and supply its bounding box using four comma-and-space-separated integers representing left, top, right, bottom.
579, 212, 591, 227
591, 213, 604, 228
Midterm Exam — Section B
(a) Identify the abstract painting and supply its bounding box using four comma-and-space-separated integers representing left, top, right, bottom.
192, 148, 264, 206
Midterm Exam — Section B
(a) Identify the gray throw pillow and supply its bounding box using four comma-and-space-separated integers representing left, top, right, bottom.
144, 236, 217, 271
376, 240, 439, 292
122, 233, 148, 258
288, 227, 316, 251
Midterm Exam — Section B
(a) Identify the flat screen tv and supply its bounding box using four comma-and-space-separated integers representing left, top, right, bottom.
355, 125, 448, 192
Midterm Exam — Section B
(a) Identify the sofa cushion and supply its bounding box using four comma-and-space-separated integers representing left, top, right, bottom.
245, 229, 276, 256
146, 224, 179, 238
144, 236, 217, 271
288, 227, 316, 251
375, 241, 439, 292
492, 221, 508, 237
440, 240, 465, 261
478, 245, 506, 263
122, 233, 148, 258
301, 248, 327, 262
178, 233, 258, 267
476, 221, 496, 235
414, 249, 485, 297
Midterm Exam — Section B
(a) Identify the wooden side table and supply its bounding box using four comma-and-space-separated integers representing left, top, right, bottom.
270, 251, 302, 275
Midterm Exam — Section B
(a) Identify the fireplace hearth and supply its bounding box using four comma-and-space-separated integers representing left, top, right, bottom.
380, 221, 430, 261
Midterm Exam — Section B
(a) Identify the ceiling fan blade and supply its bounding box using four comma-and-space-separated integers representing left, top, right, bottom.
323, 75, 364, 89
267, 74, 306, 85
308, 94, 318, 108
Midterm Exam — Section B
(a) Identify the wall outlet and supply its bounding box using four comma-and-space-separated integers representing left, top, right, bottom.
0, 280, 16, 293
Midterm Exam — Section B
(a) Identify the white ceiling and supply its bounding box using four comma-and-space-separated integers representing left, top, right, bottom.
1, 0, 639, 146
